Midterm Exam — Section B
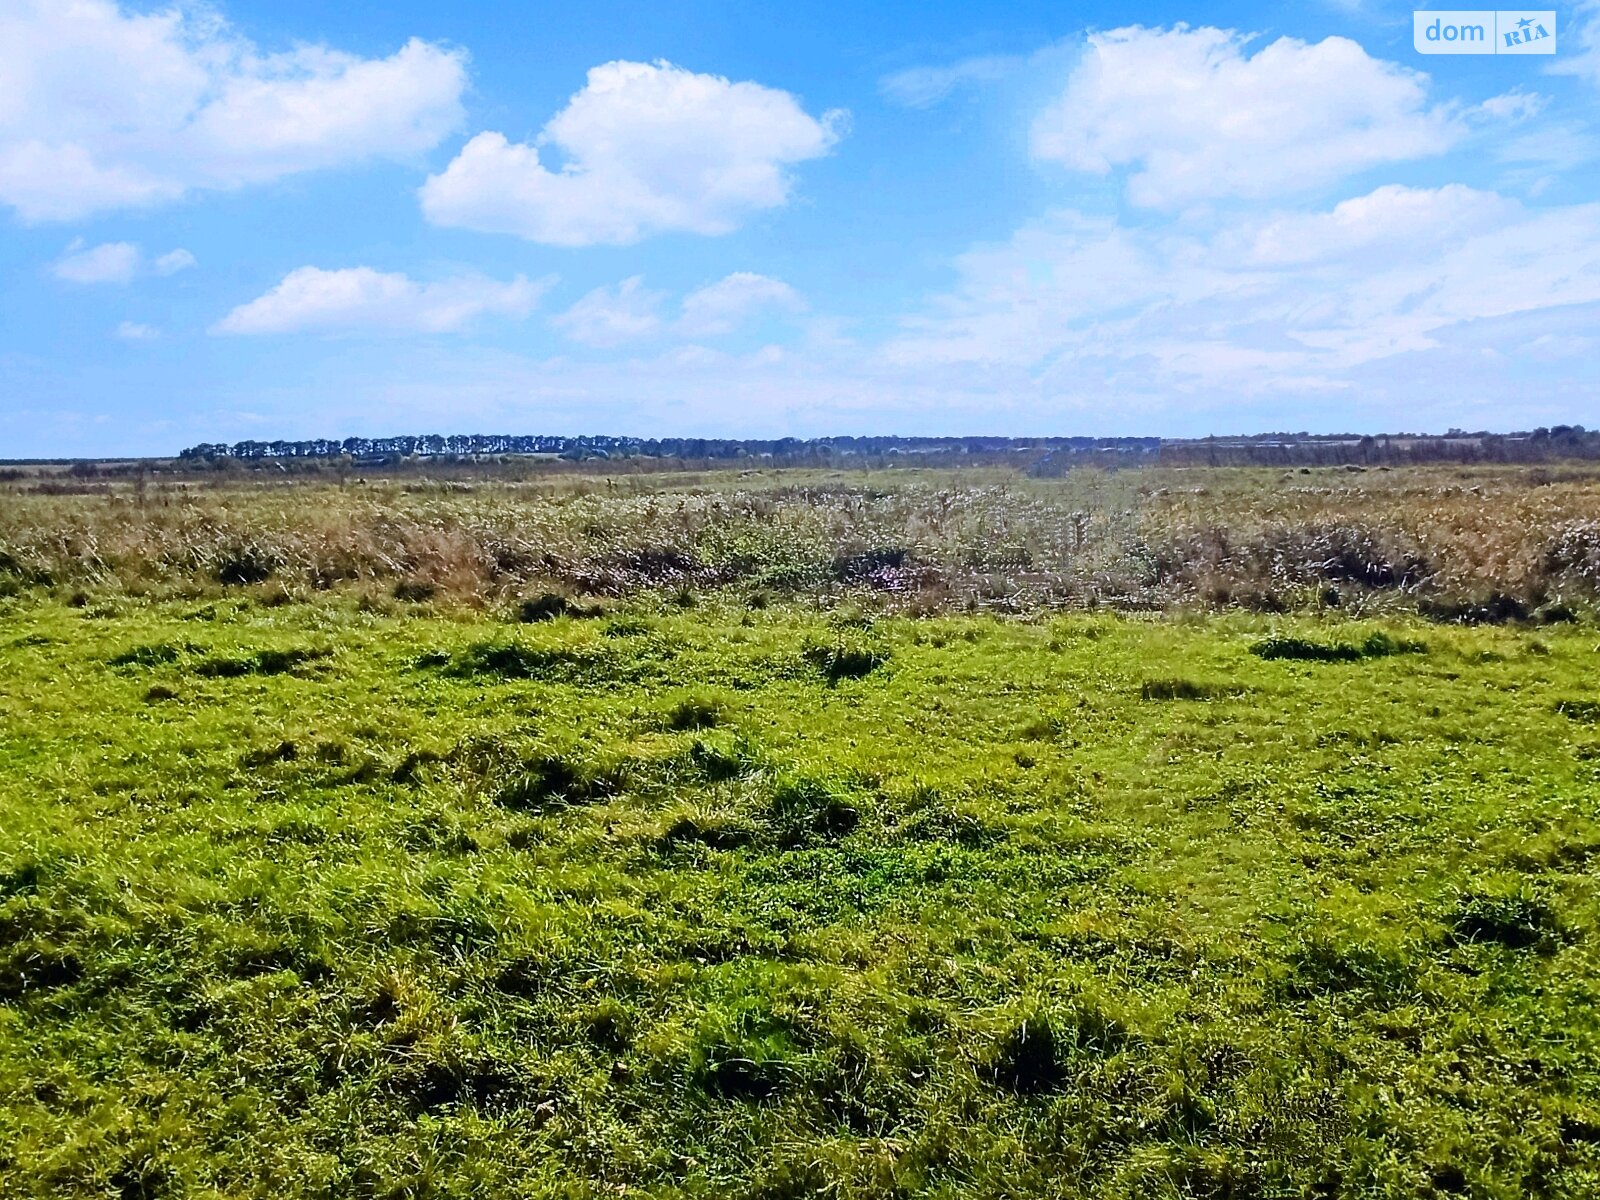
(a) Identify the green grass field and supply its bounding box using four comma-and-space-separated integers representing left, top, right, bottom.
3, 581, 1600, 1197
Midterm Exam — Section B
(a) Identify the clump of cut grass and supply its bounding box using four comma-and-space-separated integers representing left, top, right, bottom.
214, 541, 279, 586
515, 592, 595, 623
667, 693, 725, 731
1018, 712, 1071, 741
658, 808, 757, 851
687, 735, 762, 781
1418, 592, 1531, 625
1256, 638, 1362, 662
1450, 886, 1566, 950
1284, 932, 1417, 1000
0, 945, 83, 1001
385, 1053, 536, 1116
193, 646, 330, 678
495, 752, 618, 812
1250, 632, 1425, 662
392, 578, 437, 603
984, 1004, 1125, 1095
768, 775, 860, 847
240, 740, 298, 768
447, 641, 613, 682
1141, 678, 1221, 701
108, 641, 194, 669
803, 638, 888, 684
1555, 699, 1600, 723
695, 1052, 791, 1102
579, 997, 635, 1051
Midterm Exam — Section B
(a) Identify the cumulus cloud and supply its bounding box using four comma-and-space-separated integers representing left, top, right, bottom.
0, 0, 467, 221
550, 277, 667, 346
50, 240, 196, 283
420, 60, 845, 245
1030, 26, 1461, 207
886, 186, 1600, 391
677, 273, 804, 336
213, 267, 547, 335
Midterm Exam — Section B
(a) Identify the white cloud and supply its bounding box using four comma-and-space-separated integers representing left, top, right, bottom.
0, 0, 466, 221
885, 186, 1600, 394
50, 240, 196, 283
1030, 26, 1461, 208
1221, 183, 1513, 267
1522, 332, 1595, 360
551, 276, 666, 346
154, 248, 197, 276
879, 55, 1021, 108
1549, 1, 1600, 88
115, 320, 159, 341
420, 60, 844, 246
1493, 121, 1599, 176
50, 240, 139, 283
677, 272, 804, 336
212, 267, 547, 335
1473, 90, 1546, 123
549, 272, 805, 345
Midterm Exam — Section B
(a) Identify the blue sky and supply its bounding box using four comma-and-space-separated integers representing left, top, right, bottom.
2, 0, 1599, 456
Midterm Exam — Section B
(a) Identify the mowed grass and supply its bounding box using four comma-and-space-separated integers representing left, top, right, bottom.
2, 593, 1600, 1198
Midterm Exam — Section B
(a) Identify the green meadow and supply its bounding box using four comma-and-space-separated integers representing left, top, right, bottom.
3, 583, 1599, 1197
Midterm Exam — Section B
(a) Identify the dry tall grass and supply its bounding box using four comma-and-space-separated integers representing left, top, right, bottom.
2, 464, 1597, 618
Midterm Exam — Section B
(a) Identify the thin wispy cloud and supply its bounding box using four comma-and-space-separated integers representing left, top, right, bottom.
878, 54, 1022, 108
50, 240, 195, 284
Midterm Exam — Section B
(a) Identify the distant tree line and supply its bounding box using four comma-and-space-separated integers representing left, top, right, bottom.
177, 434, 1163, 462
1155, 427, 1600, 467
173, 426, 1600, 469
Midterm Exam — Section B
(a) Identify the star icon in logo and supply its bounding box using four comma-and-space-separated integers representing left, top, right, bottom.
1517, 16, 1534, 31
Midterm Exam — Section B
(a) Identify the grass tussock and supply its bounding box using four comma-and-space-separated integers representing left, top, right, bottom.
803, 639, 889, 683
1141, 678, 1225, 701
445, 640, 616, 683
1250, 631, 1426, 662
193, 646, 331, 677
667, 693, 725, 731
494, 753, 620, 812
